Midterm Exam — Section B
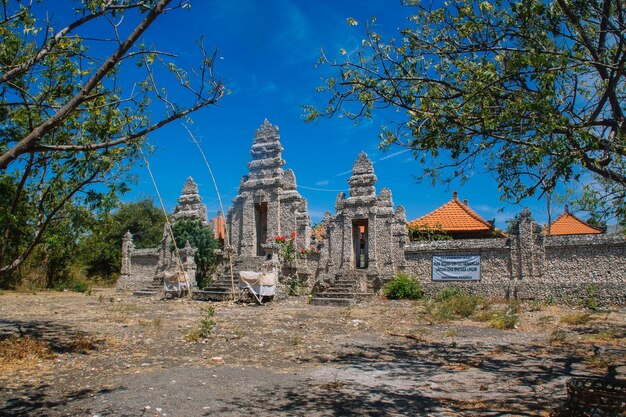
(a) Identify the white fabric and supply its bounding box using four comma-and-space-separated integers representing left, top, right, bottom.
239, 271, 277, 286
164, 280, 189, 292
239, 283, 276, 296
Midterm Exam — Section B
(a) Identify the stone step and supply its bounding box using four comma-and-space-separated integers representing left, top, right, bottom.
313, 292, 371, 300
325, 289, 357, 295
192, 290, 234, 302
133, 289, 161, 297
310, 297, 356, 307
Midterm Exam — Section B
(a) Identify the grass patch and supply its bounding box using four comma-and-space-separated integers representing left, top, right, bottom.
422, 288, 481, 322
560, 312, 592, 325
472, 310, 494, 323
588, 329, 617, 342
0, 336, 54, 370
548, 329, 568, 345
185, 306, 216, 342
584, 354, 614, 371
54, 278, 92, 294
384, 273, 422, 300
489, 312, 519, 329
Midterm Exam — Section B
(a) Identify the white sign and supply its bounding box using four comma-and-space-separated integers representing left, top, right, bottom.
432, 255, 480, 281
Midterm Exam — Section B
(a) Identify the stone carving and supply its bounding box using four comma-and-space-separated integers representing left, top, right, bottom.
315, 152, 407, 294
173, 177, 208, 224
226, 119, 311, 258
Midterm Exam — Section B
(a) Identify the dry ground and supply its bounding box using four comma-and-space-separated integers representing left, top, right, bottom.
0, 289, 624, 416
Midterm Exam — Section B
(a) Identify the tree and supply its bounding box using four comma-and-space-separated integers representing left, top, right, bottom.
171, 220, 219, 289
307, 0, 625, 224
80, 198, 164, 282
0, 0, 224, 275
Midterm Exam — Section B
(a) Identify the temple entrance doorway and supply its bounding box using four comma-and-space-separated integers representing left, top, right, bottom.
255, 203, 268, 256
353, 219, 368, 269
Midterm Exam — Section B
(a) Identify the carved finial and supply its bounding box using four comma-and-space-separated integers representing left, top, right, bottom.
255, 119, 279, 140
520, 207, 532, 218
452, 191, 458, 200
283, 168, 296, 190
123, 230, 133, 241
352, 152, 374, 175
564, 204, 569, 213
335, 192, 346, 210
463, 199, 468, 206
181, 176, 199, 195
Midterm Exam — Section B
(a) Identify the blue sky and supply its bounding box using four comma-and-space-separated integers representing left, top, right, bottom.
59, 0, 588, 227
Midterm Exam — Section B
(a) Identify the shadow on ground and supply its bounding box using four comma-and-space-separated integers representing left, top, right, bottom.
0, 384, 121, 417
214, 337, 618, 416
0, 319, 102, 354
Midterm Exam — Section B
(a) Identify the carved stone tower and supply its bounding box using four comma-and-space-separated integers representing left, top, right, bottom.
318, 152, 407, 291
173, 177, 208, 224
226, 119, 311, 257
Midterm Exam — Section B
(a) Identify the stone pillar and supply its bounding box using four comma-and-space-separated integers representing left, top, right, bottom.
118, 231, 134, 290
515, 208, 544, 281
180, 241, 197, 288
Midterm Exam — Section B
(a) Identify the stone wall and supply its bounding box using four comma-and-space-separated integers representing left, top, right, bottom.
117, 248, 160, 291
401, 209, 626, 305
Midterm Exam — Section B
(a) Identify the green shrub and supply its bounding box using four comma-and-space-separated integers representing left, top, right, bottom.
199, 305, 216, 338
489, 312, 519, 329
436, 286, 463, 301
71, 279, 91, 294
444, 293, 479, 318
54, 278, 91, 293
384, 274, 423, 300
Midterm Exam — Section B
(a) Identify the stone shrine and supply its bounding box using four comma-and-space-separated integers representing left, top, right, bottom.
312, 152, 408, 302
226, 119, 310, 256
173, 177, 208, 224
117, 177, 208, 292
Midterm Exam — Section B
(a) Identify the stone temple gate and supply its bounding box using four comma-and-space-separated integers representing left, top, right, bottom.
313, 152, 408, 299
226, 119, 311, 257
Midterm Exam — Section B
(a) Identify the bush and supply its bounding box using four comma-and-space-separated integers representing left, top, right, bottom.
489, 312, 519, 329
442, 292, 479, 318
472, 309, 494, 322
436, 286, 463, 301
54, 278, 91, 294
384, 274, 423, 300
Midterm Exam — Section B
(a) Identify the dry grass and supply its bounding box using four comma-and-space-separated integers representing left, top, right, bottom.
548, 329, 569, 346
560, 312, 592, 325
138, 317, 162, 327
67, 335, 101, 353
584, 354, 615, 371
0, 336, 54, 371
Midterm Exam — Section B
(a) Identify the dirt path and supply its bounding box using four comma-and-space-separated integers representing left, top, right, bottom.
0, 289, 624, 416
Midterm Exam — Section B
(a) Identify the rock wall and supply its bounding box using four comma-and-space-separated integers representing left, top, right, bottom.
401, 209, 626, 305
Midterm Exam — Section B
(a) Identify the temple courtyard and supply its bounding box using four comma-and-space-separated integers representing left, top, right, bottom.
0, 289, 624, 416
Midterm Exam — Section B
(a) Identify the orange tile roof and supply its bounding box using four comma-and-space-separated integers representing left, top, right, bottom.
212, 212, 226, 241
546, 209, 603, 236
407, 192, 505, 236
